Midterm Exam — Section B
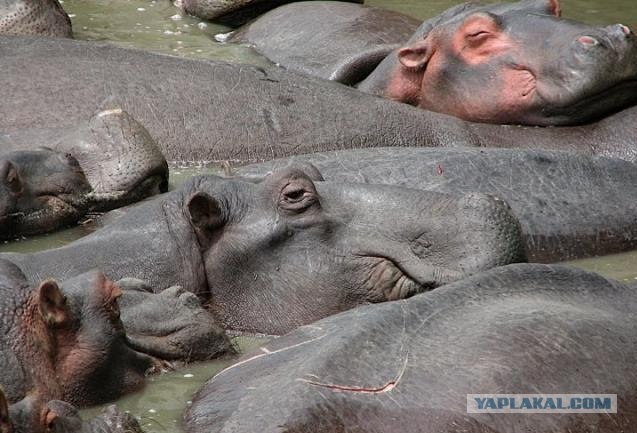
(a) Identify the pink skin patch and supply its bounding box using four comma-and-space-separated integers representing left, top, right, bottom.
619, 24, 632, 35
578, 36, 599, 46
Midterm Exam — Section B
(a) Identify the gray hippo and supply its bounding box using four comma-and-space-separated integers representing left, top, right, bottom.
4, 390, 145, 433
1, 36, 636, 163
0, 167, 525, 335
236, 147, 637, 262
178, 0, 362, 26
0, 259, 155, 407
227, 0, 637, 125
185, 263, 637, 433
0, 109, 169, 239
219, 1, 421, 84
0, 0, 71, 37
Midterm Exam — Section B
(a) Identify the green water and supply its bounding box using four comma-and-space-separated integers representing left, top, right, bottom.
4, 0, 637, 431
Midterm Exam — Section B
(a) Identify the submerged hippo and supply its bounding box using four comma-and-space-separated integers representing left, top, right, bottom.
0, 109, 169, 239
229, 0, 637, 125
221, 1, 421, 84
0, 167, 525, 335
0, 259, 155, 407
1, 36, 636, 163
186, 264, 637, 433
178, 0, 362, 26
0, 0, 71, 37
236, 147, 637, 262
4, 390, 145, 433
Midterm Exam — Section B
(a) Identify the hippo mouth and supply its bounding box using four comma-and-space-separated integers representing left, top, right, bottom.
362, 256, 436, 303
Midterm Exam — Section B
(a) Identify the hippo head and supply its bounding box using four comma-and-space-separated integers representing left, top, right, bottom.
383, 0, 637, 125
183, 167, 525, 335
0, 159, 22, 226
53, 271, 156, 407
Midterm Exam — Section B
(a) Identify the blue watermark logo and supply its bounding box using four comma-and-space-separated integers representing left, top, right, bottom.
467, 394, 617, 414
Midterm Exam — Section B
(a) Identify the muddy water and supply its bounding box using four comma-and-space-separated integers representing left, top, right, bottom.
3, 0, 637, 431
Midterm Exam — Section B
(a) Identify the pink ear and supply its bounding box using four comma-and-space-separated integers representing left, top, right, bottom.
397, 39, 432, 70
542, 0, 561, 17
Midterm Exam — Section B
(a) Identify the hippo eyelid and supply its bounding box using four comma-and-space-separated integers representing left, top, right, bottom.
577, 36, 600, 46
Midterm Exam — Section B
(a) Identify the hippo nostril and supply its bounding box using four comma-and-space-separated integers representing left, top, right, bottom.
578, 36, 599, 46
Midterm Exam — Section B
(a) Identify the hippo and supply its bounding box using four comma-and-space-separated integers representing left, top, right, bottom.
235, 147, 637, 262
1, 36, 636, 164
0, 109, 169, 239
227, 0, 637, 126
220, 1, 421, 85
0, 0, 71, 37
178, 0, 362, 26
4, 389, 145, 433
0, 258, 156, 407
0, 167, 525, 335
185, 263, 637, 433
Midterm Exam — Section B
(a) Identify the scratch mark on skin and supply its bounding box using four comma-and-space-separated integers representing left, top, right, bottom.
213, 332, 330, 378
297, 351, 409, 394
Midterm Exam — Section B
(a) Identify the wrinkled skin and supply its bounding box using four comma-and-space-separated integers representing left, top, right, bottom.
115, 278, 234, 363
0, 150, 91, 239
186, 264, 637, 433
358, 0, 637, 125
237, 147, 637, 262
3, 391, 145, 433
223, 1, 420, 85
0, 0, 71, 37
0, 168, 525, 335
179, 0, 362, 26
0, 259, 155, 407
0, 109, 169, 239
1, 36, 636, 164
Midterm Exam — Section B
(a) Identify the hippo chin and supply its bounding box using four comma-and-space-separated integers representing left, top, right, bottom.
0, 108, 168, 239
179, 0, 362, 26
186, 264, 637, 433
0, 167, 525, 335
360, 0, 637, 125
0, 0, 71, 37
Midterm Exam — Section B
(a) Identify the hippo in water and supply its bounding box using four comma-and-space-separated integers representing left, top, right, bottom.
0, 167, 525, 335
228, 0, 637, 125
178, 0, 362, 26
1, 35, 636, 164
236, 147, 637, 262
4, 389, 145, 433
0, 259, 156, 407
0, 0, 71, 37
0, 109, 168, 239
185, 264, 637, 433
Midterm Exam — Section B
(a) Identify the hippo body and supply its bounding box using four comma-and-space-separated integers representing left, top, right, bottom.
186, 264, 637, 433
0, 109, 169, 239
1, 36, 636, 164
223, 1, 421, 85
227, 0, 637, 126
179, 0, 362, 26
0, 169, 525, 335
0, 0, 71, 37
0, 259, 154, 407
237, 147, 637, 262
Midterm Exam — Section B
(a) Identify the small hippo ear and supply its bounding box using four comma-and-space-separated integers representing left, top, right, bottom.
0, 387, 10, 433
187, 193, 225, 244
37, 280, 68, 327
397, 39, 433, 70
517, 0, 561, 17
0, 160, 22, 195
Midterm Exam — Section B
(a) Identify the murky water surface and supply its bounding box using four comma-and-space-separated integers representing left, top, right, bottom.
3, 0, 637, 431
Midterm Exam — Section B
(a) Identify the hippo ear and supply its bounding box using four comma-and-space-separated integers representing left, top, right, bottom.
0, 160, 22, 195
517, 0, 561, 17
187, 193, 225, 245
0, 387, 10, 433
37, 280, 69, 327
397, 39, 433, 70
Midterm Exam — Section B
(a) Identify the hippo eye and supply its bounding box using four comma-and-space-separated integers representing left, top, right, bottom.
578, 36, 599, 46
279, 182, 318, 213
5, 166, 22, 194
